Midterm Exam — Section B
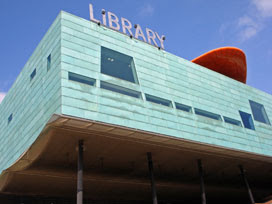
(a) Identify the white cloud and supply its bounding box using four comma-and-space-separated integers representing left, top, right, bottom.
253, 0, 272, 17
235, 0, 272, 42
138, 3, 154, 17
0, 92, 6, 103
237, 16, 261, 41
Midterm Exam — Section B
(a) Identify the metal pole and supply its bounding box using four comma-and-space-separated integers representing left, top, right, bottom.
239, 165, 255, 204
147, 152, 158, 204
77, 140, 84, 204
197, 159, 206, 204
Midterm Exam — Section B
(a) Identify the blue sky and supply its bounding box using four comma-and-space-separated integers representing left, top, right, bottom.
0, 0, 271, 102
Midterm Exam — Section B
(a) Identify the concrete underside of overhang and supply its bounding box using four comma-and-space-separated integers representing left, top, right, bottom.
0, 114, 271, 203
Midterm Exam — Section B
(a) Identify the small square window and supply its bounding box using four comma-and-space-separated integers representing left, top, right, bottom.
30, 69, 36, 81
175, 102, 192, 112
8, 114, 13, 124
145, 94, 172, 107
239, 111, 255, 130
101, 47, 138, 84
47, 54, 51, 71
249, 100, 270, 125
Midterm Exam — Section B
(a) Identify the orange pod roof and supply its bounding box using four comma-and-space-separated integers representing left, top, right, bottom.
192, 47, 247, 83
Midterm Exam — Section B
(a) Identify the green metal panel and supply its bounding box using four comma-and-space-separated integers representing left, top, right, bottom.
0, 13, 62, 173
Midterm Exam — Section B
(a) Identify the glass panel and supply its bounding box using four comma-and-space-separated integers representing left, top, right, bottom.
249, 100, 270, 125
239, 111, 255, 130
68, 72, 96, 86
175, 102, 192, 112
223, 116, 242, 126
101, 81, 142, 99
145, 94, 172, 107
101, 47, 138, 83
195, 108, 222, 121
30, 69, 36, 80
47, 54, 51, 71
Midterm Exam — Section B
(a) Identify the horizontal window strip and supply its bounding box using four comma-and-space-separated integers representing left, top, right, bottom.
68, 72, 96, 86
194, 108, 222, 121
101, 81, 142, 99
175, 102, 192, 112
223, 116, 242, 126
145, 94, 172, 107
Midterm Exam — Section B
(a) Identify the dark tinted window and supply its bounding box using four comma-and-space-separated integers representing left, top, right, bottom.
249, 100, 270, 125
47, 54, 51, 71
175, 102, 192, 112
145, 94, 172, 107
195, 108, 222, 121
68, 72, 96, 86
239, 111, 255, 130
30, 69, 36, 80
101, 47, 138, 83
101, 81, 142, 99
223, 116, 242, 126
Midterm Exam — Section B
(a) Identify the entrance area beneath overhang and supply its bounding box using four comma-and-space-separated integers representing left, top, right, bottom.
0, 115, 271, 204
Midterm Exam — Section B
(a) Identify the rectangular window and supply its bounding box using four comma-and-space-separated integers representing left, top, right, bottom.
249, 100, 270, 125
145, 94, 172, 107
47, 54, 51, 71
175, 102, 192, 112
239, 111, 255, 130
68, 72, 96, 86
101, 47, 138, 84
8, 114, 13, 124
223, 116, 242, 126
30, 69, 36, 81
195, 108, 222, 121
101, 81, 142, 99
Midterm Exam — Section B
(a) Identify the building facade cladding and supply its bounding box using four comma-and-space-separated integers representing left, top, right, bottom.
0, 14, 62, 173
0, 11, 272, 174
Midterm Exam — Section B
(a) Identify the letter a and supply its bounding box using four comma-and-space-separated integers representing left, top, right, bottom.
135, 25, 147, 42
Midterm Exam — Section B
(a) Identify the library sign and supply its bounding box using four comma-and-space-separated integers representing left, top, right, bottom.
89, 4, 165, 49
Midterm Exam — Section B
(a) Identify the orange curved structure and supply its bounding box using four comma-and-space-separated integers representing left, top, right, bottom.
192, 47, 247, 83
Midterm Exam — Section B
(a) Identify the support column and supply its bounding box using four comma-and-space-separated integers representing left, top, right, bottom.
147, 152, 158, 204
197, 159, 206, 204
239, 165, 255, 204
77, 140, 84, 204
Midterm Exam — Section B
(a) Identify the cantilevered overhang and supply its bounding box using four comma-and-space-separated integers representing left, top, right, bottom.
0, 114, 271, 203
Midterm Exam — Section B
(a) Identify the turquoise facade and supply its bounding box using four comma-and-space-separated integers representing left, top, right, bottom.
0, 13, 62, 173
1, 11, 272, 174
